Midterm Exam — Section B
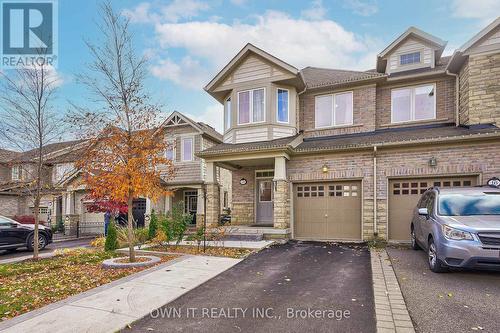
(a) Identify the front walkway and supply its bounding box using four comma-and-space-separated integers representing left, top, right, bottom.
0, 255, 241, 333
125, 241, 376, 333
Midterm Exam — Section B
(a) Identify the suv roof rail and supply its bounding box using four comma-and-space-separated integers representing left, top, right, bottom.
430, 186, 440, 193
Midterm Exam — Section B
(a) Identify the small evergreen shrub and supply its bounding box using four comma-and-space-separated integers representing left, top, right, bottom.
104, 219, 119, 251
148, 210, 158, 240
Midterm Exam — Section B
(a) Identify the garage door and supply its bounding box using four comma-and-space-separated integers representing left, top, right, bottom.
294, 181, 362, 241
388, 176, 477, 241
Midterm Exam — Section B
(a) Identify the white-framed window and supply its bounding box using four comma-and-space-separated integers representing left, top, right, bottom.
224, 97, 231, 131
391, 84, 436, 123
165, 140, 176, 161
181, 137, 194, 162
314, 91, 353, 129
400, 52, 421, 65
11, 165, 21, 181
237, 88, 265, 125
277, 88, 289, 123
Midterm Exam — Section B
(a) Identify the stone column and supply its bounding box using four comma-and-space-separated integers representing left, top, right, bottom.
205, 162, 220, 229
196, 189, 205, 229
164, 195, 172, 214
273, 156, 290, 229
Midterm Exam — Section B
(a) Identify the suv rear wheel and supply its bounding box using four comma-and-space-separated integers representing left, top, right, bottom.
428, 238, 447, 273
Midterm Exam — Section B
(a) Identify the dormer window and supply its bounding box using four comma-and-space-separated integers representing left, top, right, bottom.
238, 88, 265, 125
400, 52, 421, 65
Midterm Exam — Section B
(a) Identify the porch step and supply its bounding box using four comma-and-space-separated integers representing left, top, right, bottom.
223, 233, 264, 242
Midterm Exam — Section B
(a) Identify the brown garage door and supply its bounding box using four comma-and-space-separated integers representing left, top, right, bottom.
294, 181, 362, 241
388, 176, 477, 241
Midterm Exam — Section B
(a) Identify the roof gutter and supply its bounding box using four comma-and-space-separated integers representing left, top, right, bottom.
446, 70, 460, 126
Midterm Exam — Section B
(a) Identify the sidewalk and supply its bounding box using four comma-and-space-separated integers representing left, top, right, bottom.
0, 255, 241, 333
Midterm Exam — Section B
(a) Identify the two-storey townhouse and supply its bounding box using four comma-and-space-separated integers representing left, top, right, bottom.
52, 111, 231, 233
199, 18, 500, 242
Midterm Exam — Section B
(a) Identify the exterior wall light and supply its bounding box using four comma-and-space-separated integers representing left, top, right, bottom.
429, 157, 437, 167
322, 164, 329, 173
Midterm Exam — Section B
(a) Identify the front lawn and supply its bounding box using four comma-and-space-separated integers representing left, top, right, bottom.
0, 248, 176, 321
148, 245, 253, 258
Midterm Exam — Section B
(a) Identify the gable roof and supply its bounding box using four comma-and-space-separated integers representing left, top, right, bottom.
377, 26, 447, 73
447, 17, 500, 73
300, 67, 386, 89
0, 149, 21, 163
10, 140, 85, 163
204, 43, 300, 92
158, 111, 223, 142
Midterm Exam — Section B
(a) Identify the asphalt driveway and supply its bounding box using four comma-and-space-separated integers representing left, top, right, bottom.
387, 247, 500, 333
124, 241, 376, 333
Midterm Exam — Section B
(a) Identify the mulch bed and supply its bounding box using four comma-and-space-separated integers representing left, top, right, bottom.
148, 245, 253, 258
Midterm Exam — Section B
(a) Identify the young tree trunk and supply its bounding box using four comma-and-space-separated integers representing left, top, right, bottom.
127, 194, 136, 262
33, 194, 40, 260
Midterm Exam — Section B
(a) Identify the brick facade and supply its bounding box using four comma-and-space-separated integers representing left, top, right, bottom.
466, 53, 500, 125
376, 76, 456, 128
300, 85, 377, 138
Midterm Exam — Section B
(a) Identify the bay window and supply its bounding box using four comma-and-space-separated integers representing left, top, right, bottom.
314, 91, 353, 128
277, 88, 289, 123
181, 137, 193, 162
224, 97, 231, 131
391, 84, 435, 123
238, 88, 265, 125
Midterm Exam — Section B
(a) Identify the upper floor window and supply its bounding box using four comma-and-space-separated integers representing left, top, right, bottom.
165, 140, 176, 161
181, 137, 193, 162
224, 97, 231, 131
11, 165, 21, 181
315, 91, 353, 128
238, 88, 265, 125
391, 84, 435, 123
277, 88, 289, 123
400, 52, 421, 65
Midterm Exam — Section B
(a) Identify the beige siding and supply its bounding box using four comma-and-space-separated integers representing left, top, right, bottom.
387, 37, 433, 74
234, 127, 269, 143
272, 127, 296, 139
222, 54, 287, 86
479, 26, 500, 47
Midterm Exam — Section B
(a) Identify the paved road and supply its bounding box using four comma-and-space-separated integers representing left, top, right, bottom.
387, 247, 500, 333
0, 238, 92, 263
125, 241, 376, 333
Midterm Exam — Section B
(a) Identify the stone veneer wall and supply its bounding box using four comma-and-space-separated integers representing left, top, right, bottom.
205, 183, 220, 228
458, 58, 470, 125
273, 180, 289, 229
288, 140, 500, 240
230, 167, 257, 225
467, 53, 500, 125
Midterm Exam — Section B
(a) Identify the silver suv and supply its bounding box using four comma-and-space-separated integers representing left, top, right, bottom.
410, 186, 500, 273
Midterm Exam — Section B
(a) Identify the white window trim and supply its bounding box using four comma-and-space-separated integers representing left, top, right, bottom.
224, 96, 231, 132
390, 83, 436, 124
237, 87, 266, 125
399, 51, 422, 66
314, 91, 354, 129
165, 139, 176, 162
181, 136, 194, 162
276, 88, 290, 124
11, 165, 20, 181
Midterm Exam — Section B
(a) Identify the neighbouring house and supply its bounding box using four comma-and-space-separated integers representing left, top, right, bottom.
0, 112, 231, 234
199, 17, 500, 242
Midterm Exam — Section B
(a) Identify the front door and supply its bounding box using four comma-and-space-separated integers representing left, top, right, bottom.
184, 191, 198, 225
256, 179, 273, 225
132, 198, 146, 228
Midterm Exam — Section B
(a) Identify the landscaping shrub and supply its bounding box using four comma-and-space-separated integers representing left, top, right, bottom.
134, 228, 149, 249
104, 219, 118, 251
159, 202, 192, 246
90, 236, 106, 248
148, 210, 158, 240
186, 226, 205, 251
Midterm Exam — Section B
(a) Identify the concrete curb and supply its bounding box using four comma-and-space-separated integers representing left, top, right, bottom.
370, 248, 416, 333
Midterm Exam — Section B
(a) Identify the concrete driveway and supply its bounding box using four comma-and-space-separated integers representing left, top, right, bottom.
387, 247, 500, 333
125, 241, 376, 333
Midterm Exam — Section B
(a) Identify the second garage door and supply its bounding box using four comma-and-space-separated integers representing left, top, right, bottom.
388, 176, 478, 241
294, 181, 362, 241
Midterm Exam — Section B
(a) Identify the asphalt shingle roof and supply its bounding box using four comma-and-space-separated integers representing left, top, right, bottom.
300, 67, 385, 89
199, 135, 300, 156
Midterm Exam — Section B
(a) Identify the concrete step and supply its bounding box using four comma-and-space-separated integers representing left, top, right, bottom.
223, 233, 264, 241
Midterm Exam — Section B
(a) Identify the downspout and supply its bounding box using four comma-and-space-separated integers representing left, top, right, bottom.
446, 70, 460, 127
373, 145, 378, 238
